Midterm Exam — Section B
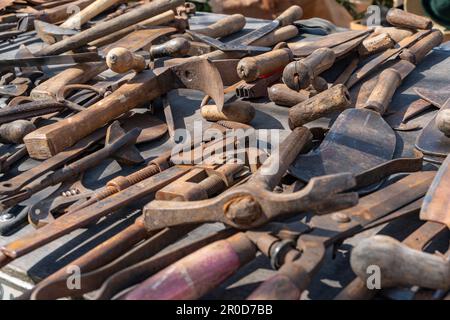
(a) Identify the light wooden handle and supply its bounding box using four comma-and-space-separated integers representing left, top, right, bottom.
364, 68, 402, 115
288, 84, 351, 129
149, 38, 190, 59
351, 235, 450, 290
61, 0, 122, 30
106, 47, 146, 74
268, 83, 310, 107
124, 233, 256, 300
358, 33, 394, 57
275, 5, 303, 27
373, 26, 413, 43
201, 101, 255, 124
252, 25, 299, 47
30, 62, 107, 100
237, 48, 293, 82
386, 8, 432, 30
197, 14, 246, 38
400, 30, 444, 64
39, 0, 95, 24
283, 48, 336, 91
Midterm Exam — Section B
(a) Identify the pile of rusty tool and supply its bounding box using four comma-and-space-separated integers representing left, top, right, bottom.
0, 0, 448, 301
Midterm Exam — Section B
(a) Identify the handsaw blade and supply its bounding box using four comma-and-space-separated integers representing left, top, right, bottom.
0, 52, 103, 69
346, 29, 431, 88
186, 30, 271, 53
420, 155, 450, 228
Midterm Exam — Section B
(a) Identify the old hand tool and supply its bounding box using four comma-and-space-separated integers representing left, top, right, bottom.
283, 48, 335, 91
24, 56, 224, 159
421, 155, 450, 228
0, 122, 143, 212
34, 0, 184, 56
268, 83, 310, 107
0, 119, 36, 144
346, 30, 431, 89
201, 101, 255, 124
416, 99, 450, 164
188, 6, 302, 53
357, 33, 395, 57
144, 127, 358, 231
105, 38, 191, 74
288, 84, 351, 129
336, 214, 447, 300
236, 47, 294, 83
247, 171, 436, 300
293, 59, 416, 188
28, 162, 248, 300
351, 236, 449, 291
386, 8, 433, 30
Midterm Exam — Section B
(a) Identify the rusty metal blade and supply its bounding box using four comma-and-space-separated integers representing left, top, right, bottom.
171, 57, 224, 110
420, 155, 450, 228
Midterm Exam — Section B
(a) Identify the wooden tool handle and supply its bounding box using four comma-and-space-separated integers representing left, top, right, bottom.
237, 48, 293, 82
437, 109, 450, 137
358, 33, 394, 57
247, 263, 310, 300
39, 0, 95, 24
253, 25, 299, 47
275, 5, 303, 27
61, 0, 122, 30
288, 84, 351, 129
149, 38, 190, 59
268, 83, 310, 107
351, 235, 450, 290
386, 8, 432, 30
31, 62, 107, 100
283, 48, 336, 91
373, 26, 413, 43
197, 14, 246, 39
106, 47, 146, 74
201, 101, 255, 124
400, 30, 444, 64
124, 233, 256, 300
364, 68, 402, 115
0, 120, 36, 144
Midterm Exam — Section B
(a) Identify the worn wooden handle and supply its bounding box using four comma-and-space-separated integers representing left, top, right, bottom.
61, 0, 122, 30
31, 62, 107, 100
0, 120, 36, 144
106, 47, 146, 74
386, 8, 432, 30
358, 33, 394, 57
247, 263, 310, 300
253, 25, 299, 47
400, 30, 444, 64
373, 26, 413, 43
201, 101, 255, 124
288, 84, 351, 129
351, 235, 450, 290
197, 14, 246, 38
268, 83, 310, 107
283, 48, 336, 91
275, 5, 303, 26
124, 233, 256, 300
237, 48, 293, 82
39, 0, 95, 24
149, 38, 191, 59
436, 109, 450, 137
364, 68, 402, 115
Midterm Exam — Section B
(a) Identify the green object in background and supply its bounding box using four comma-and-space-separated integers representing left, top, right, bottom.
422, 0, 450, 29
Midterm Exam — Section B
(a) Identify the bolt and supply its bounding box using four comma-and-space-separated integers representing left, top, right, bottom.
224, 196, 262, 227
